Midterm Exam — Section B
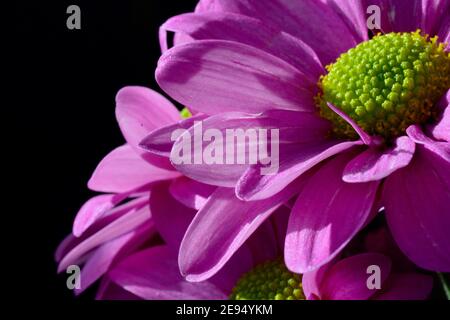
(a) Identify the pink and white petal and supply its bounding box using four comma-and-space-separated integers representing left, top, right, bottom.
324, 0, 369, 42
407, 125, 450, 162
383, 146, 450, 272
179, 179, 305, 282
88, 145, 179, 193
343, 136, 416, 183
211, 0, 357, 65
319, 253, 391, 300
285, 153, 380, 273
149, 182, 197, 250
156, 40, 316, 115
170, 110, 324, 187
58, 203, 151, 272
116, 86, 180, 169
374, 273, 433, 300
75, 222, 155, 294
56, 196, 149, 262
109, 246, 227, 300
139, 114, 207, 157
73, 193, 129, 237
237, 140, 360, 201
169, 177, 216, 210
160, 12, 324, 82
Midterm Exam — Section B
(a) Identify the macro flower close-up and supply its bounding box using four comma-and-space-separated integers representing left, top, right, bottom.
18, 0, 450, 309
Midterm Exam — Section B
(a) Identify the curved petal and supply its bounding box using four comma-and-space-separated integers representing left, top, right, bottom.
160, 12, 325, 81
407, 125, 450, 162
170, 110, 322, 187
211, 0, 357, 65
237, 140, 359, 201
156, 40, 316, 115
343, 136, 416, 183
319, 253, 392, 300
285, 153, 380, 273
179, 178, 305, 282
139, 114, 207, 158
324, 0, 369, 42
109, 246, 227, 300
429, 93, 450, 142
75, 222, 155, 294
58, 203, 151, 272
169, 177, 216, 210
88, 145, 179, 193
437, 13, 450, 51
149, 182, 197, 250
302, 262, 332, 300
116, 86, 180, 169
422, 0, 450, 36
383, 145, 450, 272
374, 273, 433, 300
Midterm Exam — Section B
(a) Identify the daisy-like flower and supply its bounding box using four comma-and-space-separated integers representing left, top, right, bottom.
148, 0, 450, 279
56, 86, 215, 294
100, 214, 433, 300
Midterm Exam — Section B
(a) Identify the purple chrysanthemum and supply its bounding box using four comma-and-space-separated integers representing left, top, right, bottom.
144, 0, 450, 279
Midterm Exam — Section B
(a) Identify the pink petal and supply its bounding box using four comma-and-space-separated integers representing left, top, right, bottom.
58, 203, 151, 272
156, 40, 316, 115
160, 12, 324, 81
109, 246, 227, 300
429, 91, 450, 142
115, 86, 180, 169
87, 144, 179, 193
237, 140, 359, 201
75, 222, 155, 294
319, 253, 392, 300
285, 153, 380, 273
212, 0, 357, 65
325, 0, 369, 42
149, 182, 196, 249
374, 273, 433, 300
383, 145, 450, 272
169, 177, 216, 210
407, 125, 450, 162
343, 136, 416, 183
179, 179, 305, 282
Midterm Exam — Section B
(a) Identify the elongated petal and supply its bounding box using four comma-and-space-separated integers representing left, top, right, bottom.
179, 179, 305, 282
110, 246, 227, 300
319, 253, 391, 300
407, 125, 450, 162
116, 86, 180, 169
285, 153, 380, 273
156, 40, 316, 115
160, 12, 324, 81
237, 140, 359, 201
88, 145, 179, 193
58, 204, 151, 272
343, 136, 416, 183
375, 273, 433, 300
383, 145, 450, 272
324, 0, 368, 42
75, 222, 155, 294
169, 177, 216, 210
211, 0, 357, 65
139, 114, 207, 157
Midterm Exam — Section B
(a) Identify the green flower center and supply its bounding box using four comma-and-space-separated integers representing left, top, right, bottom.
230, 258, 304, 300
316, 31, 450, 141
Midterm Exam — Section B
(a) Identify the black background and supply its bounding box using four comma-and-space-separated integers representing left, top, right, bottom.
13, 0, 198, 301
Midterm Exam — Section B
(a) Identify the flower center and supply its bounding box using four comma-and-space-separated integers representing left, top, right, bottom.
230, 258, 304, 300
316, 31, 450, 141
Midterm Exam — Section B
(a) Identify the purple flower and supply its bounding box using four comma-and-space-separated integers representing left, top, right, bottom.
146, 0, 450, 279
99, 216, 432, 300
56, 86, 215, 294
